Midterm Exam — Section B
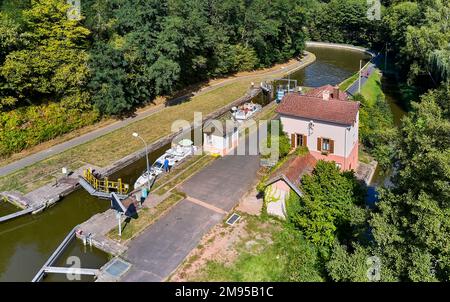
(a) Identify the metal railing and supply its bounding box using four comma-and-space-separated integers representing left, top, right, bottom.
83, 168, 129, 195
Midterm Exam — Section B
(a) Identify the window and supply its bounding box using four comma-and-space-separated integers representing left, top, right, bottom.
291, 133, 306, 149
296, 134, 303, 147
322, 138, 330, 151
317, 137, 334, 154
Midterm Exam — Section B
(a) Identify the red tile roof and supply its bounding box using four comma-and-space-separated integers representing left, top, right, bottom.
305, 85, 349, 101
283, 153, 317, 186
266, 153, 317, 187
276, 88, 359, 125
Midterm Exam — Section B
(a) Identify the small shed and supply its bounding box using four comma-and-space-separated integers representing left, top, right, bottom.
264, 153, 316, 219
203, 120, 239, 156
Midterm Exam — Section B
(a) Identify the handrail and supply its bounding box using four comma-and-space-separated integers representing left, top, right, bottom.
83, 168, 129, 195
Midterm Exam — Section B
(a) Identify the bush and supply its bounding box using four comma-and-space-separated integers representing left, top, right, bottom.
0, 102, 99, 158
353, 93, 398, 169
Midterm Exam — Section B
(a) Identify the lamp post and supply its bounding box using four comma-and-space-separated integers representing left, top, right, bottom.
358, 60, 362, 93
132, 132, 151, 190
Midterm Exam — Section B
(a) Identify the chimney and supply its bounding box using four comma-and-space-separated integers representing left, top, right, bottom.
333, 86, 340, 100
322, 90, 330, 101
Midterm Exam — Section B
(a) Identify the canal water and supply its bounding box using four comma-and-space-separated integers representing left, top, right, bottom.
0, 45, 394, 282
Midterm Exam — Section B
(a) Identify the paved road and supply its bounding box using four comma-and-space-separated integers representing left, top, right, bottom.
122, 200, 223, 281
181, 154, 260, 212
0, 54, 314, 177
120, 130, 262, 281
346, 63, 376, 96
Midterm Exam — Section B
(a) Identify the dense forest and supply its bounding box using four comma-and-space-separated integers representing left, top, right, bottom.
0, 0, 448, 157
0, 0, 310, 156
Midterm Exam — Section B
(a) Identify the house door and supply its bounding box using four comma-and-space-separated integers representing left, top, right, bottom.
296, 134, 303, 147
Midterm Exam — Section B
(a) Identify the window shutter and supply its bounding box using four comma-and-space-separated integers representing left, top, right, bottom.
330, 139, 334, 154
303, 135, 307, 147
317, 137, 322, 151
291, 133, 296, 149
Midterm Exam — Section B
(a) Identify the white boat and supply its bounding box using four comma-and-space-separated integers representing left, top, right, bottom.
133, 140, 198, 189
231, 102, 262, 121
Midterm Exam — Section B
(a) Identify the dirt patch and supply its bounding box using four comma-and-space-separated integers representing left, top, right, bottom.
169, 213, 277, 282
236, 188, 263, 216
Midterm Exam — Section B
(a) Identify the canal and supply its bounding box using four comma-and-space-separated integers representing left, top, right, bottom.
0, 45, 400, 282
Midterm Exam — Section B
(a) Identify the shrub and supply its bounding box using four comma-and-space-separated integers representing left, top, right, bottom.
0, 102, 99, 158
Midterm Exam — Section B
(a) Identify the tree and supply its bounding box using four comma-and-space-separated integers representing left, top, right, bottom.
404, 0, 450, 85
287, 160, 367, 248
306, 0, 384, 48
1, 0, 91, 106
370, 85, 450, 281
326, 243, 371, 282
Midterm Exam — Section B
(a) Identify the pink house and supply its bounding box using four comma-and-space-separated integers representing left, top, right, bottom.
276, 85, 360, 171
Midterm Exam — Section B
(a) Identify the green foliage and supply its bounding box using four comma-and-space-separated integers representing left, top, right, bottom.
353, 81, 398, 170
278, 227, 324, 282
0, 101, 99, 157
260, 120, 291, 160
370, 85, 450, 281
1, 0, 90, 103
404, 0, 450, 84
306, 0, 384, 48
287, 160, 367, 248
382, 1, 421, 74
0, 0, 97, 157
326, 243, 371, 282
86, 0, 307, 115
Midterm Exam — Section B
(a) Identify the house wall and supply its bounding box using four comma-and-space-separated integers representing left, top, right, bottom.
203, 131, 239, 156
280, 112, 359, 170
266, 181, 289, 220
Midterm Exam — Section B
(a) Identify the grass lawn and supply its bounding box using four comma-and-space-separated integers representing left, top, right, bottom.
358, 146, 373, 164
108, 192, 184, 242
191, 214, 286, 281
186, 213, 323, 282
360, 69, 384, 106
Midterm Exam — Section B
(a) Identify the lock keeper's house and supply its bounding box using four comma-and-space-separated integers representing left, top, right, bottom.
276, 85, 360, 171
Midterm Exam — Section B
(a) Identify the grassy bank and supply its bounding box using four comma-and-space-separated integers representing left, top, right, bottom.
360, 70, 385, 105
0, 80, 250, 193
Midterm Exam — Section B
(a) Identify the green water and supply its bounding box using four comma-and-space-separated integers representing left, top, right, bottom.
294, 46, 371, 87
0, 146, 168, 282
0, 45, 388, 282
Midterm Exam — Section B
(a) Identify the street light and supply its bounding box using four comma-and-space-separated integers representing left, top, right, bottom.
132, 132, 151, 190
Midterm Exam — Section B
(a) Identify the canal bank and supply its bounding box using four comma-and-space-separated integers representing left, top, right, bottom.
0, 45, 373, 281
